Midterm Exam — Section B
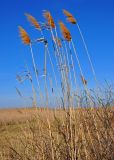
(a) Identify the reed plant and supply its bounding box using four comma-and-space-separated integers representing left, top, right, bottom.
2, 9, 113, 160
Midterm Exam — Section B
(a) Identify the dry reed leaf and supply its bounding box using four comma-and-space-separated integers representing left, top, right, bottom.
43, 11, 55, 28
81, 75, 87, 85
19, 26, 31, 45
59, 21, 71, 41
25, 13, 41, 30
63, 9, 77, 24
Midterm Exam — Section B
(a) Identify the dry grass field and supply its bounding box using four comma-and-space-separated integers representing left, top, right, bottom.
0, 107, 113, 160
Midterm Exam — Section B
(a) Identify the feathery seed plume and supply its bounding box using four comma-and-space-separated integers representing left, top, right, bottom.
19, 26, 31, 45
63, 9, 77, 24
59, 21, 71, 41
43, 11, 55, 28
25, 13, 41, 30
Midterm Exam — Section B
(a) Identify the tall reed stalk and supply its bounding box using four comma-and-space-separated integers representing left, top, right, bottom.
77, 23, 98, 85
19, 26, 43, 107
29, 43, 43, 106
71, 38, 103, 152
43, 11, 69, 109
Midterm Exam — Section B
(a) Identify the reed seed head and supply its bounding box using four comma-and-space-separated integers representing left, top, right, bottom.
63, 9, 77, 24
59, 21, 71, 41
43, 11, 55, 28
25, 13, 41, 30
18, 26, 31, 45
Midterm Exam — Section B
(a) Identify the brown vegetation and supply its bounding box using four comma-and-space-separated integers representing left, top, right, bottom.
0, 107, 114, 160
12, 9, 114, 160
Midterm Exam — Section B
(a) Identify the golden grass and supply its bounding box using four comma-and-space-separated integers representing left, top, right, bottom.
0, 108, 56, 125
18, 26, 31, 45
0, 107, 113, 160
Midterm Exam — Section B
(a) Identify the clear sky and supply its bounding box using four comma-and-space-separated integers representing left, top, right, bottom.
0, 0, 114, 107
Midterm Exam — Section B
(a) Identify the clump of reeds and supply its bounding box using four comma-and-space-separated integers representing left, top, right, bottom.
10, 9, 114, 160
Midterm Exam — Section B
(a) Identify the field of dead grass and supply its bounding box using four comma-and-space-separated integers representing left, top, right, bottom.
0, 107, 114, 160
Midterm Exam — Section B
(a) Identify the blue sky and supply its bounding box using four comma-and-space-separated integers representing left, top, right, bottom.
0, 0, 114, 107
